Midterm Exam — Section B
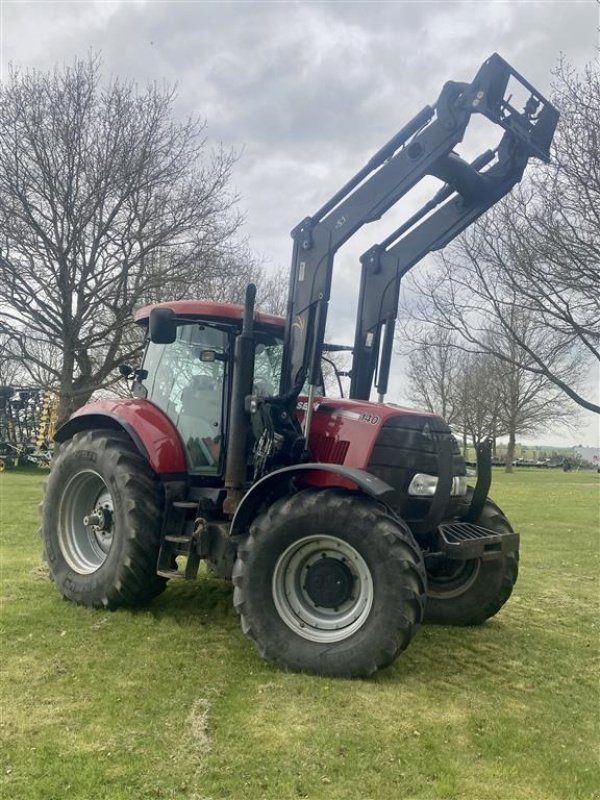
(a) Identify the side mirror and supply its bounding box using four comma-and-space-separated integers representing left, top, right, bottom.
149, 307, 177, 344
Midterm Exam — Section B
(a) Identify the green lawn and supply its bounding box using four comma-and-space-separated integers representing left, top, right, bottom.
1, 469, 598, 800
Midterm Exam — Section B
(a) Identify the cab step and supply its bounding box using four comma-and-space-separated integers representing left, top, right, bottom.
164, 535, 193, 544
157, 568, 184, 580
157, 498, 203, 580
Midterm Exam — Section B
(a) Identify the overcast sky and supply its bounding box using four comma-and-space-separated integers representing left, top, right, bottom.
1, 0, 598, 446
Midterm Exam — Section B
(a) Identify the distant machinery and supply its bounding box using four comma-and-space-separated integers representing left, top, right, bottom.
0, 386, 57, 470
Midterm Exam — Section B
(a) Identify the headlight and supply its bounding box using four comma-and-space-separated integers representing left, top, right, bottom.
407, 474, 438, 496
408, 474, 468, 497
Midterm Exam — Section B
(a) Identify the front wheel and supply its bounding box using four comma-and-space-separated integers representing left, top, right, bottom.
233, 489, 427, 678
424, 495, 518, 625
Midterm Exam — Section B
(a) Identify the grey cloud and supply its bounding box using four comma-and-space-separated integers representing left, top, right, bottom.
4, 0, 594, 271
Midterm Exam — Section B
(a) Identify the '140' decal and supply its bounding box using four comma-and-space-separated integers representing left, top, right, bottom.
359, 413, 379, 424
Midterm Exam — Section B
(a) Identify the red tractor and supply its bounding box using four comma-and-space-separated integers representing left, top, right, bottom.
42, 55, 558, 677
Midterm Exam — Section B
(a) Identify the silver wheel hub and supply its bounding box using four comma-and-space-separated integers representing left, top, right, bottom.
58, 470, 115, 574
272, 535, 374, 643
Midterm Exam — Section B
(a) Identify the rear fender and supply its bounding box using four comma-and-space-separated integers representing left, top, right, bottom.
230, 463, 395, 536
54, 399, 187, 476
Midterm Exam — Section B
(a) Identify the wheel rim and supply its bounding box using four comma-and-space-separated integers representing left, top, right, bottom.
426, 559, 481, 599
58, 470, 115, 574
272, 535, 374, 643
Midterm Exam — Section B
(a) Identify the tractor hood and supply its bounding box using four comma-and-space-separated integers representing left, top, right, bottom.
297, 397, 465, 516
298, 397, 451, 470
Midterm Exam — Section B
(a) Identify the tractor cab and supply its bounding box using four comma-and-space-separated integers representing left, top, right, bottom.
133, 300, 286, 475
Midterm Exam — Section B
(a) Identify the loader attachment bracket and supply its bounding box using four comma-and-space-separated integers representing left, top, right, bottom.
470, 52, 558, 164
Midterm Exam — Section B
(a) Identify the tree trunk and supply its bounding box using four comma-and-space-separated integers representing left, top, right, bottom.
57, 351, 76, 428
505, 428, 516, 474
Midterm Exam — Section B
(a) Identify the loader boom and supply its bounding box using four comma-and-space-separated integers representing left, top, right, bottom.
279, 53, 558, 410
351, 133, 532, 400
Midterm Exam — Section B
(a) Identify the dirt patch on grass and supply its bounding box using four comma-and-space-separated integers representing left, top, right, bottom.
187, 697, 212, 753
175, 689, 221, 787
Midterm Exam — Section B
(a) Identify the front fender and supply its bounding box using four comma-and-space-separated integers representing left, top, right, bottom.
54, 399, 187, 476
230, 463, 395, 536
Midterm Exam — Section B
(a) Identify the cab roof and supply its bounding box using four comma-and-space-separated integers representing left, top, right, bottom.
134, 300, 286, 329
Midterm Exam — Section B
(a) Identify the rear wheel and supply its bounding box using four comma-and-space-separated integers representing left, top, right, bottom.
424, 496, 518, 625
41, 429, 167, 608
233, 489, 426, 677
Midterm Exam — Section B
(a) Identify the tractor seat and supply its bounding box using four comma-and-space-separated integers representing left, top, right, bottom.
180, 375, 222, 418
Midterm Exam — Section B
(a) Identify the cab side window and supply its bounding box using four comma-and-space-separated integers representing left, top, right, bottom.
253, 338, 283, 396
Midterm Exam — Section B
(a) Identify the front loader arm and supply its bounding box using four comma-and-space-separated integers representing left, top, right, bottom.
350, 55, 559, 401
279, 53, 558, 411
280, 86, 467, 398
350, 134, 529, 400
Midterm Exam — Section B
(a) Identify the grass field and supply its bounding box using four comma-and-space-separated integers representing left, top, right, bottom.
1, 468, 598, 800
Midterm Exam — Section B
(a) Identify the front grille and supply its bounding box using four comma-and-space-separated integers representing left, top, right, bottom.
310, 434, 350, 465
366, 413, 466, 518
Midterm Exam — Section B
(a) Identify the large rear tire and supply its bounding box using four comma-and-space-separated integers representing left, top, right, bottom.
41, 429, 167, 608
424, 495, 518, 625
233, 489, 426, 677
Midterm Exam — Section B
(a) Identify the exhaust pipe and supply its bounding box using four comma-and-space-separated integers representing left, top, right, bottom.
223, 284, 256, 515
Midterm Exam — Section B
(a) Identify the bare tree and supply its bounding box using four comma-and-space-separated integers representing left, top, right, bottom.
255, 267, 289, 317
0, 56, 247, 424
488, 318, 575, 470
0, 335, 27, 387
402, 331, 502, 453
402, 317, 575, 470
455, 353, 503, 454
193, 253, 289, 316
405, 330, 462, 426
405, 59, 599, 415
